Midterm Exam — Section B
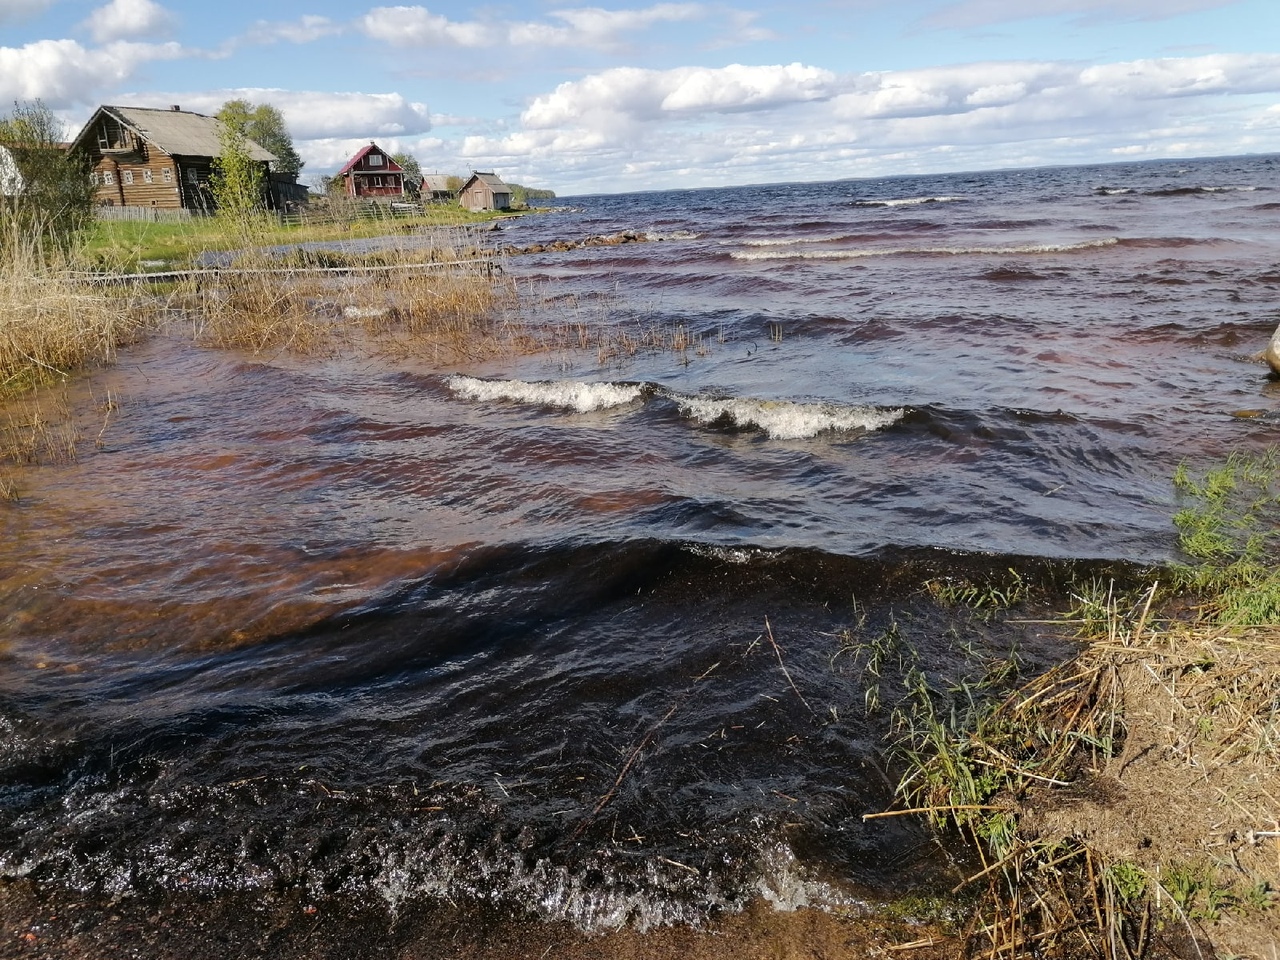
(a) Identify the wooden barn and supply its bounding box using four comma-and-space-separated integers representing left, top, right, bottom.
70, 105, 278, 214
337, 143, 405, 200
458, 172, 511, 212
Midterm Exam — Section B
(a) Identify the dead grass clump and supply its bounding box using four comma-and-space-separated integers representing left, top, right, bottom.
0, 238, 146, 396
174, 227, 517, 360
868, 578, 1279, 958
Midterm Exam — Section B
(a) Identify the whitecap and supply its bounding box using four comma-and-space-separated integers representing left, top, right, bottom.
673, 394, 904, 440
852, 196, 965, 207
447, 375, 645, 413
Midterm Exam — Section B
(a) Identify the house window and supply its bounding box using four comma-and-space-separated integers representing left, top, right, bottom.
185, 168, 198, 183
122, 170, 134, 185
143, 169, 153, 183
368, 153, 383, 167
103, 171, 115, 185
373, 176, 382, 187
162, 167, 172, 182
89, 172, 99, 186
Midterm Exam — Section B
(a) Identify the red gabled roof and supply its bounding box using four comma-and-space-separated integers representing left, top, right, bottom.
337, 142, 404, 176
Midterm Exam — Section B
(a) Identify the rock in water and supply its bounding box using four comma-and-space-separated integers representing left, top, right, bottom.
1265, 323, 1280, 376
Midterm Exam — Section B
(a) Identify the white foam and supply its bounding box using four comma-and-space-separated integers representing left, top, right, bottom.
674, 395, 903, 440
737, 235, 844, 247
447, 375, 644, 413
730, 237, 1119, 261
853, 195, 965, 207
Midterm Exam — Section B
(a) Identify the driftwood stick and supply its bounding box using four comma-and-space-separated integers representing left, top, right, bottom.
764, 616, 816, 716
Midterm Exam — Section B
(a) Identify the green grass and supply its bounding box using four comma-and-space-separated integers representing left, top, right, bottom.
79, 206, 516, 272
1172, 448, 1280, 624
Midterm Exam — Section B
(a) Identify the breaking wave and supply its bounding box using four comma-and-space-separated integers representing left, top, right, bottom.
849, 196, 965, 207
672, 395, 904, 440
447, 377, 904, 440
447, 375, 645, 412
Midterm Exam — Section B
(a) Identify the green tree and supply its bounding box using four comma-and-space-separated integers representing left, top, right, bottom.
217, 100, 304, 175
390, 152, 421, 181
210, 119, 265, 226
0, 99, 94, 260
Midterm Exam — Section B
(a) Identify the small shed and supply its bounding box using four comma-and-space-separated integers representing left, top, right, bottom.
69, 104, 277, 213
459, 172, 511, 212
337, 142, 405, 200
420, 174, 454, 202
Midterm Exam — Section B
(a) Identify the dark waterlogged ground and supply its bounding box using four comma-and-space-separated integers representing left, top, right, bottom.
3, 153, 1280, 955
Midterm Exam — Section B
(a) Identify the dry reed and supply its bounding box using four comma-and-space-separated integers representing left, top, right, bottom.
872, 580, 1280, 958
0, 229, 145, 397
168, 224, 521, 360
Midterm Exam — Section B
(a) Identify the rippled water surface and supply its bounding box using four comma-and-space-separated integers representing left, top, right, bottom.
3, 154, 1280, 930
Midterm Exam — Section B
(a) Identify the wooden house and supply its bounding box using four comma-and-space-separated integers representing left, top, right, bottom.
458, 172, 511, 212
337, 143, 405, 200
69, 104, 277, 214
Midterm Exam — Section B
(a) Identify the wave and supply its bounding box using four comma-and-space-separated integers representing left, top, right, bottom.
447, 376, 905, 440
850, 196, 965, 207
730, 237, 1120, 261
736, 235, 846, 247
1146, 185, 1259, 197
671, 394, 904, 440
446, 375, 645, 413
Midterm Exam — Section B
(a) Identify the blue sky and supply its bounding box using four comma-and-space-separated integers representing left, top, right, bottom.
2, 0, 1279, 194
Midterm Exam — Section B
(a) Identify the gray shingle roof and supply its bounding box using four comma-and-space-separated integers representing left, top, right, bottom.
86, 105, 277, 162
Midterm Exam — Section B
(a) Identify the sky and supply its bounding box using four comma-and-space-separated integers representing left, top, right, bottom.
2, 0, 1280, 195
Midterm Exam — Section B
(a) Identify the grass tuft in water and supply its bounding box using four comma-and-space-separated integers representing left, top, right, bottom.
1172, 448, 1280, 624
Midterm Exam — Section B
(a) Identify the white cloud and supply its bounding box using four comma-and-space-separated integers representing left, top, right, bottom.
359, 2, 710, 50
82, 0, 177, 43
523, 63, 843, 129
919, 0, 1239, 30
0, 0, 55, 25
468, 53, 1280, 191
139, 88, 433, 140
0, 38, 186, 106
243, 15, 342, 45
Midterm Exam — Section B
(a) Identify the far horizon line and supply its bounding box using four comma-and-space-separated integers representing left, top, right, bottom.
548, 149, 1279, 200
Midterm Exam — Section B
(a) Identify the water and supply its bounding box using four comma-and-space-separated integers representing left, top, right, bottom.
3, 153, 1280, 931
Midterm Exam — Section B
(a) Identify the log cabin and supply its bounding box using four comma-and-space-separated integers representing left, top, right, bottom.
458, 172, 512, 212
70, 104, 277, 213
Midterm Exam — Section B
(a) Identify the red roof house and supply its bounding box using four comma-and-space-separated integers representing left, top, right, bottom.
337, 142, 404, 200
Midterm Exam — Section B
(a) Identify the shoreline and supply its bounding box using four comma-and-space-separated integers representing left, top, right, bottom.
1, 883, 955, 960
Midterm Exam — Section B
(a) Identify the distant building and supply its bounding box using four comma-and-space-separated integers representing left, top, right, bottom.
337, 142, 405, 200
458, 172, 511, 212
70, 104, 280, 213
420, 173, 455, 202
